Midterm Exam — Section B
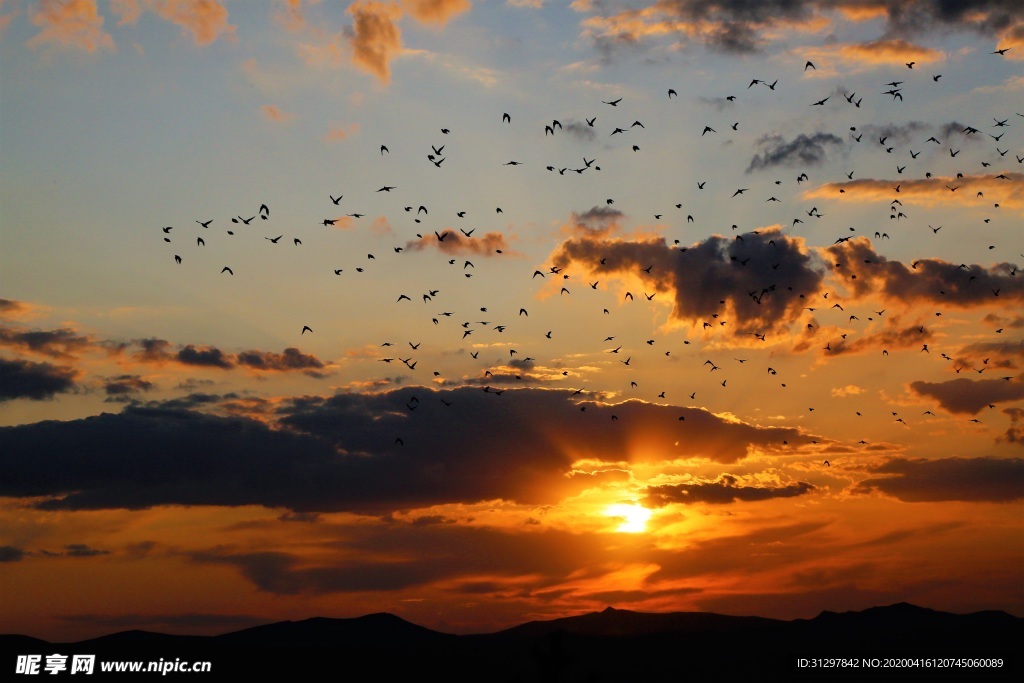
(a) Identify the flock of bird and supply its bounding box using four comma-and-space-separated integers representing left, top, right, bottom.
158, 50, 1021, 456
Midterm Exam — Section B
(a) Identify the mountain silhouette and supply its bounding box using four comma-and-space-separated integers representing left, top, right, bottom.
2, 604, 1018, 681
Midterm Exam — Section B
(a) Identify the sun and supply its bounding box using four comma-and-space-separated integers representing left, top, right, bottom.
604, 503, 652, 533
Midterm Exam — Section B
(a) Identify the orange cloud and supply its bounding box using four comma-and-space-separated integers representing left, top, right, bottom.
261, 104, 296, 123
370, 216, 393, 235
147, 0, 234, 46
110, 0, 141, 26
405, 230, 515, 256
825, 238, 1024, 309
997, 24, 1023, 61
401, 0, 469, 27
0, 299, 43, 320
325, 122, 360, 141
347, 0, 403, 84
274, 0, 306, 32
837, 38, 943, 65
0, 0, 19, 34
804, 173, 1024, 211
27, 0, 115, 53
836, 5, 887, 22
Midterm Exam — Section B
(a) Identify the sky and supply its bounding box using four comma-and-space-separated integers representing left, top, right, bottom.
0, 0, 1022, 642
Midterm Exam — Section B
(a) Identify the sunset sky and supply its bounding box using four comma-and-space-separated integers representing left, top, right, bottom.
1, 0, 1022, 642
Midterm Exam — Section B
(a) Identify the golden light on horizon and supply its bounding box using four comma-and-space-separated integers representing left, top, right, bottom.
604, 503, 652, 533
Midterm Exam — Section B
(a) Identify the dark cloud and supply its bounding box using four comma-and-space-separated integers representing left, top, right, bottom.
983, 313, 1024, 330
0, 388, 805, 513
644, 474, 815, 507
909, 377, 1024, 414
999, 408, 1024, 446
0, 324, 93, 358
136, 337, 174, 362
176, 344, 234, 369
563, 119, 597, 142
854, 457, 1024, 502
278, 511, 321, 523
63, 544, 110, 557
103, 375, 155, 402
747, 132, 843, 172
570, 206, 624, 235
151, 392, 233, 410
860, 121, 931, 147
828, 239, 1024, 307
698, 96, 736, 111
236, 347, 326, 375
0, 357, 78, 402
552, 227, 825, 336
581, 1, 1024, 56
136, 338, 326, 375
936, 121, 987, 142
0, 545, 26, 562
0, 299, 27, 315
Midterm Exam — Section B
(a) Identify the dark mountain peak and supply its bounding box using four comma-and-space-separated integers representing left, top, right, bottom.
494, 607, 782, 640
217, 612, 452, 647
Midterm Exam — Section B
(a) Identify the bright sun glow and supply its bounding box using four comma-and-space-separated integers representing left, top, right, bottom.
605, 504, 652, 533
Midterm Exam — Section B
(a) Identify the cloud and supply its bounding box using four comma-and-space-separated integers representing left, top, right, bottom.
747, 132, 843, 172
0, 545, 26, 562
260, 104, 296, 123
854, 457, 1024, 502
191, 523, 618, 595
802, 38, 943, 68
400, 0, 469, 27
236, 347, 328, 376
857, 121, 930, 147
806, 173, 1024, 210
273, 0, 305, 32
63, 543, 110, 557
133, 337, 329, 374
699, 96, 735, 111
909, 377, 1024, 414
0, 324, 94, 359
325, 122, 360, 141
567, 206, 624, 236
404, 231, 513, 256
576, 1, 830, 56
176, 344, 234, 369
0, 299, 30, 316
146, 0, 235, 46
0, 357, 78, 402
825, 322, 933, 357
955, 340, 1024, 370
999, 408, 1024, 446
826, 238, 1024, 308
644, 474, 815, 507
110, 0, 141, 26
563, 120, 597, 142
576, 1, 1024, 58
103, 374, 156, 401
348, 1, 404, 84
0, 388, 806, 513
27, 0, 115, 53
551, 225, 826, 337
